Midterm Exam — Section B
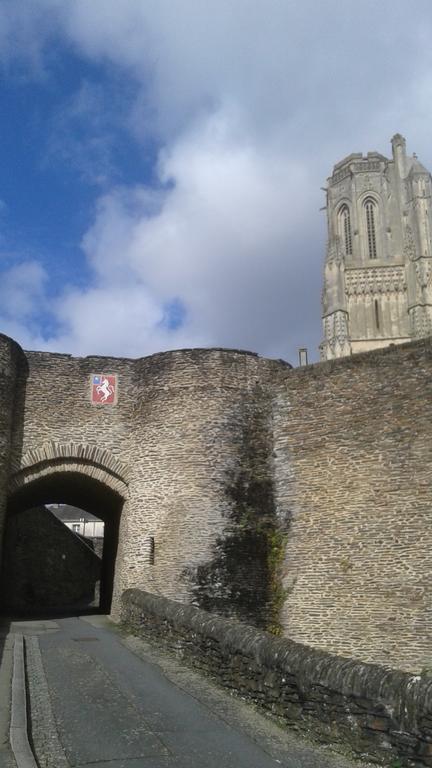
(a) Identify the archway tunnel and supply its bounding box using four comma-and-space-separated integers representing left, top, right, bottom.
1, 471, 124, 616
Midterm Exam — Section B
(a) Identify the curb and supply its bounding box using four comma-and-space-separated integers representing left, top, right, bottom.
10, 634, 38, 768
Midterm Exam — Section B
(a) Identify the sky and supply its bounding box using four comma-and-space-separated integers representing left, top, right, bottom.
1, 1, 432, 365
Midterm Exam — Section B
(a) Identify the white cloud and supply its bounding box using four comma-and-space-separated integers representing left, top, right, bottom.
0, 260, 51, 352
0, 261, 47, 318
53, 284, 165, 358
58, 107, 320, 359
1, 1, 432, 361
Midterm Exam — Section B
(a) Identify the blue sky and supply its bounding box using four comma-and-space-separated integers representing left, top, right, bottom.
1, 49, 153, 294
1, 0, 432, 362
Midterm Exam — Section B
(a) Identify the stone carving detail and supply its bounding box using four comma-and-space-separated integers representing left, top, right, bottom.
334, 183, 349, 198
333, 167, 351, 184
415, 259, 432, 289
322, 311, 351, 359
355, 179, 369, 195
345, 267, 406, 296
321, 282, 330, 316
409, 305, 432, 338
352, 161, 381, 174
403, 225, 416, 262
326, 237, 344, 266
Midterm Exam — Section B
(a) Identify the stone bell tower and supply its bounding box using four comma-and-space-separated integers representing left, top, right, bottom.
320, 134, 432, 360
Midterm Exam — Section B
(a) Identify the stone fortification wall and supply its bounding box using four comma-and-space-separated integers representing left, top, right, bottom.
4, 340, 288, 622
121, 589, 432, 767
0, 334, 24, 543
276, 338, 432, 672
10, 349, 137, 469
110, 349, 292, 621
3, 329, 432, 673
124, 349, 289, 627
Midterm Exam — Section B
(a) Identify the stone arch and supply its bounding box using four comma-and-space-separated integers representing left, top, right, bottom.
9, 442, 129, 498
356, 191, 383, 262
338, 202, 353, 256
4, 442, 129, 615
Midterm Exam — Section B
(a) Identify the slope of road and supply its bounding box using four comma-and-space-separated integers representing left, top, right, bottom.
6, 616, 374, 768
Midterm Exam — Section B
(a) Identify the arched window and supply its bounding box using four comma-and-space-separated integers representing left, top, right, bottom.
364, 198, 378, 259
339, 205, 352, 255
374, 299, 380, 330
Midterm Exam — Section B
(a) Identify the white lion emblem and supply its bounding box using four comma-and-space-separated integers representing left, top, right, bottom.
96, 377, 114, 403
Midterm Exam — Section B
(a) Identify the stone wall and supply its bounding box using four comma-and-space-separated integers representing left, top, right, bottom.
1, 506, 101, 612
0, 334, 24, 545
3, 330, 432, 673
276, 337, 432, 672
127, 351, 288, 628
121, 589, 432, 767
109, 349, 290, 621
2, 340, 289, 623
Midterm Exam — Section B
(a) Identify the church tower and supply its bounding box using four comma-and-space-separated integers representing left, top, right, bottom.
320, 135, 432, 360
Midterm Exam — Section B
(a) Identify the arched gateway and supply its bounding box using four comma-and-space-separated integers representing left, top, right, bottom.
4, 442, 128, 613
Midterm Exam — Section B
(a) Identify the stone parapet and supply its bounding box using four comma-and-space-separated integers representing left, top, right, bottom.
121, 588, 432, 767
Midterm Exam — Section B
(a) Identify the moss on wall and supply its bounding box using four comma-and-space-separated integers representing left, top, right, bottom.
184, 389, 289, 631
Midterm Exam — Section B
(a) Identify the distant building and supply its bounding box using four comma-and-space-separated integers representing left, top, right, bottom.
320, 134, 432, 359
50, 505, 104, 539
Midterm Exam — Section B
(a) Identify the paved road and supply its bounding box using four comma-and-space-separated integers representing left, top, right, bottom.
8, 616, 372, 768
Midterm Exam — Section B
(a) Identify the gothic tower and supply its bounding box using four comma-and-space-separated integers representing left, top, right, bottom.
320, 135, 432, 360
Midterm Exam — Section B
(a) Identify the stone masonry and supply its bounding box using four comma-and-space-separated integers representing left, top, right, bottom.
274, 339, 432, 672
1, 330, 432, 673
122, 589, 432, 768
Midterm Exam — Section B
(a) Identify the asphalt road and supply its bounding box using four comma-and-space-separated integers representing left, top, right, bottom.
10, 615, 372, 768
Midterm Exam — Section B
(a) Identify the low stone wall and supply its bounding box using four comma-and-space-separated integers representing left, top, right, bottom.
121, 589, 432, 767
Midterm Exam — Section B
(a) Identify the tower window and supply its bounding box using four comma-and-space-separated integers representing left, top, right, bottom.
365, 198, 378, 259
374, 299, 380, 330
340, 205, 352, 255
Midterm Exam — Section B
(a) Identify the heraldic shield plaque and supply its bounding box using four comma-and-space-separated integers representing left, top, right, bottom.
90, 374, 118, 405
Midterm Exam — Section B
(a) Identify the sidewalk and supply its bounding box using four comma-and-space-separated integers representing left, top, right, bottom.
0, 620, 16, 767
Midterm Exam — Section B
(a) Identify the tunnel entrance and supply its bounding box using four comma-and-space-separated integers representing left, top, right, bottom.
1, 471, 123, 617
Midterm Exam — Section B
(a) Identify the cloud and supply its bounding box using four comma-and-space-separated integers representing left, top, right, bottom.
0, 0, 60, 78
54, 0, 432, 150
49, 107, 319, 359
0, 261, 47, 318
1, 1, 432, 361
0, 260, 51, 351
46, 78, 140, 187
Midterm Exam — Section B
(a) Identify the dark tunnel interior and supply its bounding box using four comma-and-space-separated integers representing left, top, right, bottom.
1, 471, 123, 617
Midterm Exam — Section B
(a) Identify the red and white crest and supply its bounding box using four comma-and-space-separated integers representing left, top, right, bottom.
90, 374, 118, 405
